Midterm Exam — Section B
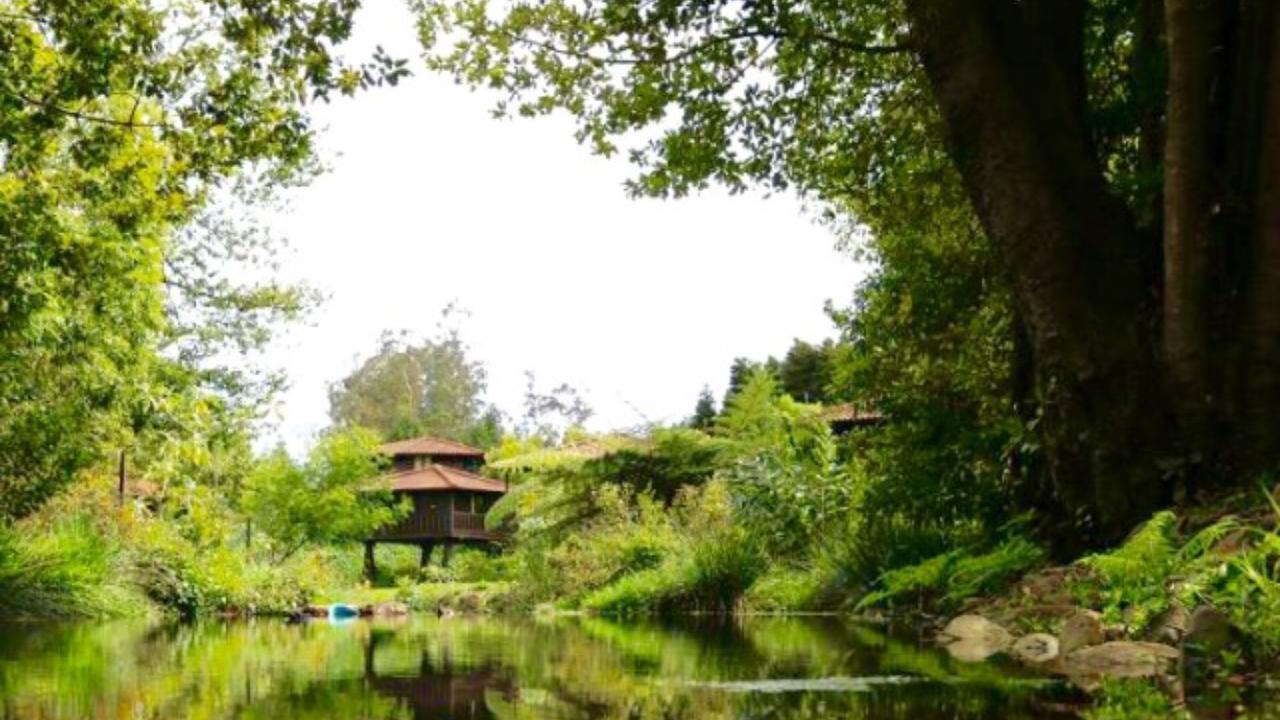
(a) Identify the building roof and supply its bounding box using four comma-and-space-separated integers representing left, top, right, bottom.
377, 464, 508, 494
822, 403, 885, 425
378, 435, 485, 458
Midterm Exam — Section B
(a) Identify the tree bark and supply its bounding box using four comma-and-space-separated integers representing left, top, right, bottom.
1161, 0, 1220, 452
905, 0, 1175, 550
1238, 5, 1280, 469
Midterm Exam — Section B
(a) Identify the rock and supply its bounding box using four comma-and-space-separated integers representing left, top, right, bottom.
357, 604, 375, 617
1059, 610, 1105, 656
300, 605, 328, 618
1011, 633, 1060, 664
938, 614, 1013, 662
373, 601, 409, 617
1185, 606, 1235, 654
1146, 602, 1190, 645
1060, 641, 1180, 685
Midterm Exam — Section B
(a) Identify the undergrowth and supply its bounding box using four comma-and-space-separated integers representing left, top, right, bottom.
854, 536, 1045, 612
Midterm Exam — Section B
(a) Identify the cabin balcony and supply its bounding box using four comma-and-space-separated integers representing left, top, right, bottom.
372, 507, 502, 544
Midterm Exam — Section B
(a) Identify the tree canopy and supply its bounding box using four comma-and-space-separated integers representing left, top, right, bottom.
0, 0, 406, 519
329, 326, 503, 447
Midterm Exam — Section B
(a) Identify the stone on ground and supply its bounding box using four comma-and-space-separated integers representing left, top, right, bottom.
1059, 609, 1105, 656
938, 614, 1013, 662
1011, 633, 1059, 664
1060, 641, 1180, 686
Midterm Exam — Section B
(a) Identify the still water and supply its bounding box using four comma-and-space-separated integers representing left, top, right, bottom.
0, 615, 1081, 719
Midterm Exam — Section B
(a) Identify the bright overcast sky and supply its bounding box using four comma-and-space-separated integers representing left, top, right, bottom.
257, 1, 868, 452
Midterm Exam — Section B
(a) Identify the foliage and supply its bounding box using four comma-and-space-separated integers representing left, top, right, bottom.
718, 370, 853, 557
743, 566, 824, 613
242, 427, 406, 563
328, 318, 502, 446
580, 480, 762, 615
486, 429, 720, 542
0, 0, 407, 519
856, 536, 1045, 612
778, 339, 839, 404
1083, 679, 1187, 720
0, 518, 127, 619
1073, 511, 1183, 630
687, 386, 718, 430
814, 515, 956, 603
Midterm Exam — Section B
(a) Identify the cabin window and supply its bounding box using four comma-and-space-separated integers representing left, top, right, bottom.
468, 494, 495, 514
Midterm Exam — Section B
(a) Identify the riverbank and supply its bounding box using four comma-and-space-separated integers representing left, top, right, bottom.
888, 487, 1280, 718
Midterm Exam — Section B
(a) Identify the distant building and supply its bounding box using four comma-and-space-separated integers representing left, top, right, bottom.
822, 403, 885, 435
364, 436, 506, 577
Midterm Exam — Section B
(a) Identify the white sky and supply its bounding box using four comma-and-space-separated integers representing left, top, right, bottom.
257, 1, 867, 452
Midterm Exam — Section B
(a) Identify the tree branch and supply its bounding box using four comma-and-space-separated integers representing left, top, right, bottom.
506, 27, 909, 68
4, 88, 166, 129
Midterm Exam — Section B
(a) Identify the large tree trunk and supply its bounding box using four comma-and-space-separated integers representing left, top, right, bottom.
905, 0, 1176, 551
1235, 4, 1280, 470
905, 0, 1280, 550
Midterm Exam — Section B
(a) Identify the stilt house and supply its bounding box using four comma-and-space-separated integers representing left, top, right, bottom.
364, 436, 506, 575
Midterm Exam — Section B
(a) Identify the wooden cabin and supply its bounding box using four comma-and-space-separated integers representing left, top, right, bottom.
364, 436, 507, 577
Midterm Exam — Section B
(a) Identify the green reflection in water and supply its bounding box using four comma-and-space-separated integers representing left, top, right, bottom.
0, 615, 1078, 719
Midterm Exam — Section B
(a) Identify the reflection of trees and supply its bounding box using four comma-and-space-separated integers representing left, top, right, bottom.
0, 616, 1095, 720
363, 625, 514, 720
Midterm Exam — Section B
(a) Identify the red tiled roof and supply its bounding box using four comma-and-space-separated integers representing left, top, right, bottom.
378, 464, 507, 494
378, 436, 485, 457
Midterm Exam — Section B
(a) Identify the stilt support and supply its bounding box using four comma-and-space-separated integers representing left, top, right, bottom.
363, 541, 377, 582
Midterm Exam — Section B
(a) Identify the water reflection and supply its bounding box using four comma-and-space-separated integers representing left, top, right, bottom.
363, 626, 512, 719
0, 614, 1079, 719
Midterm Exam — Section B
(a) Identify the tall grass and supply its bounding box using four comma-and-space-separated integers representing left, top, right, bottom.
0, 519, 129, 619
581, 528, 763, 615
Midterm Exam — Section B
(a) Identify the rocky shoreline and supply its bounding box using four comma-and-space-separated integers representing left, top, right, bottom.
932, 565, 1250, 703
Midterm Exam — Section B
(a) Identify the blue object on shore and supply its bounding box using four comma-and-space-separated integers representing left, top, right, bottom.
329, 603, 359, 620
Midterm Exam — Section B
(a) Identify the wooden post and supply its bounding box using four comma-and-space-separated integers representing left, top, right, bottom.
363, 541, 377, 582
441, 541, 454, 568
117, 450, 126, 502
420, 542, 435, 568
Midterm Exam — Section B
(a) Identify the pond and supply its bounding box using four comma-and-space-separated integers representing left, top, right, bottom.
0, 615, 1083, 719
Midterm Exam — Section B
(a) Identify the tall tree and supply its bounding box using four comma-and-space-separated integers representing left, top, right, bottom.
779, 339, 837, 404
0, 0, 404, 519
243, 428, 405, 562
329, 325, 502, 446
521, 372, 594, 443
689, 386, 719, 429
414, 0, 1280, 547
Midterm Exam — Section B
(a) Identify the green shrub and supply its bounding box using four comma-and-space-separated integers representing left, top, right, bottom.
451, 547, 508, 583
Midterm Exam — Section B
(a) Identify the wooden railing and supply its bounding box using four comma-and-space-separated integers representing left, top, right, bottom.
373, 504, 498, 541
452, 511, 489, 539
